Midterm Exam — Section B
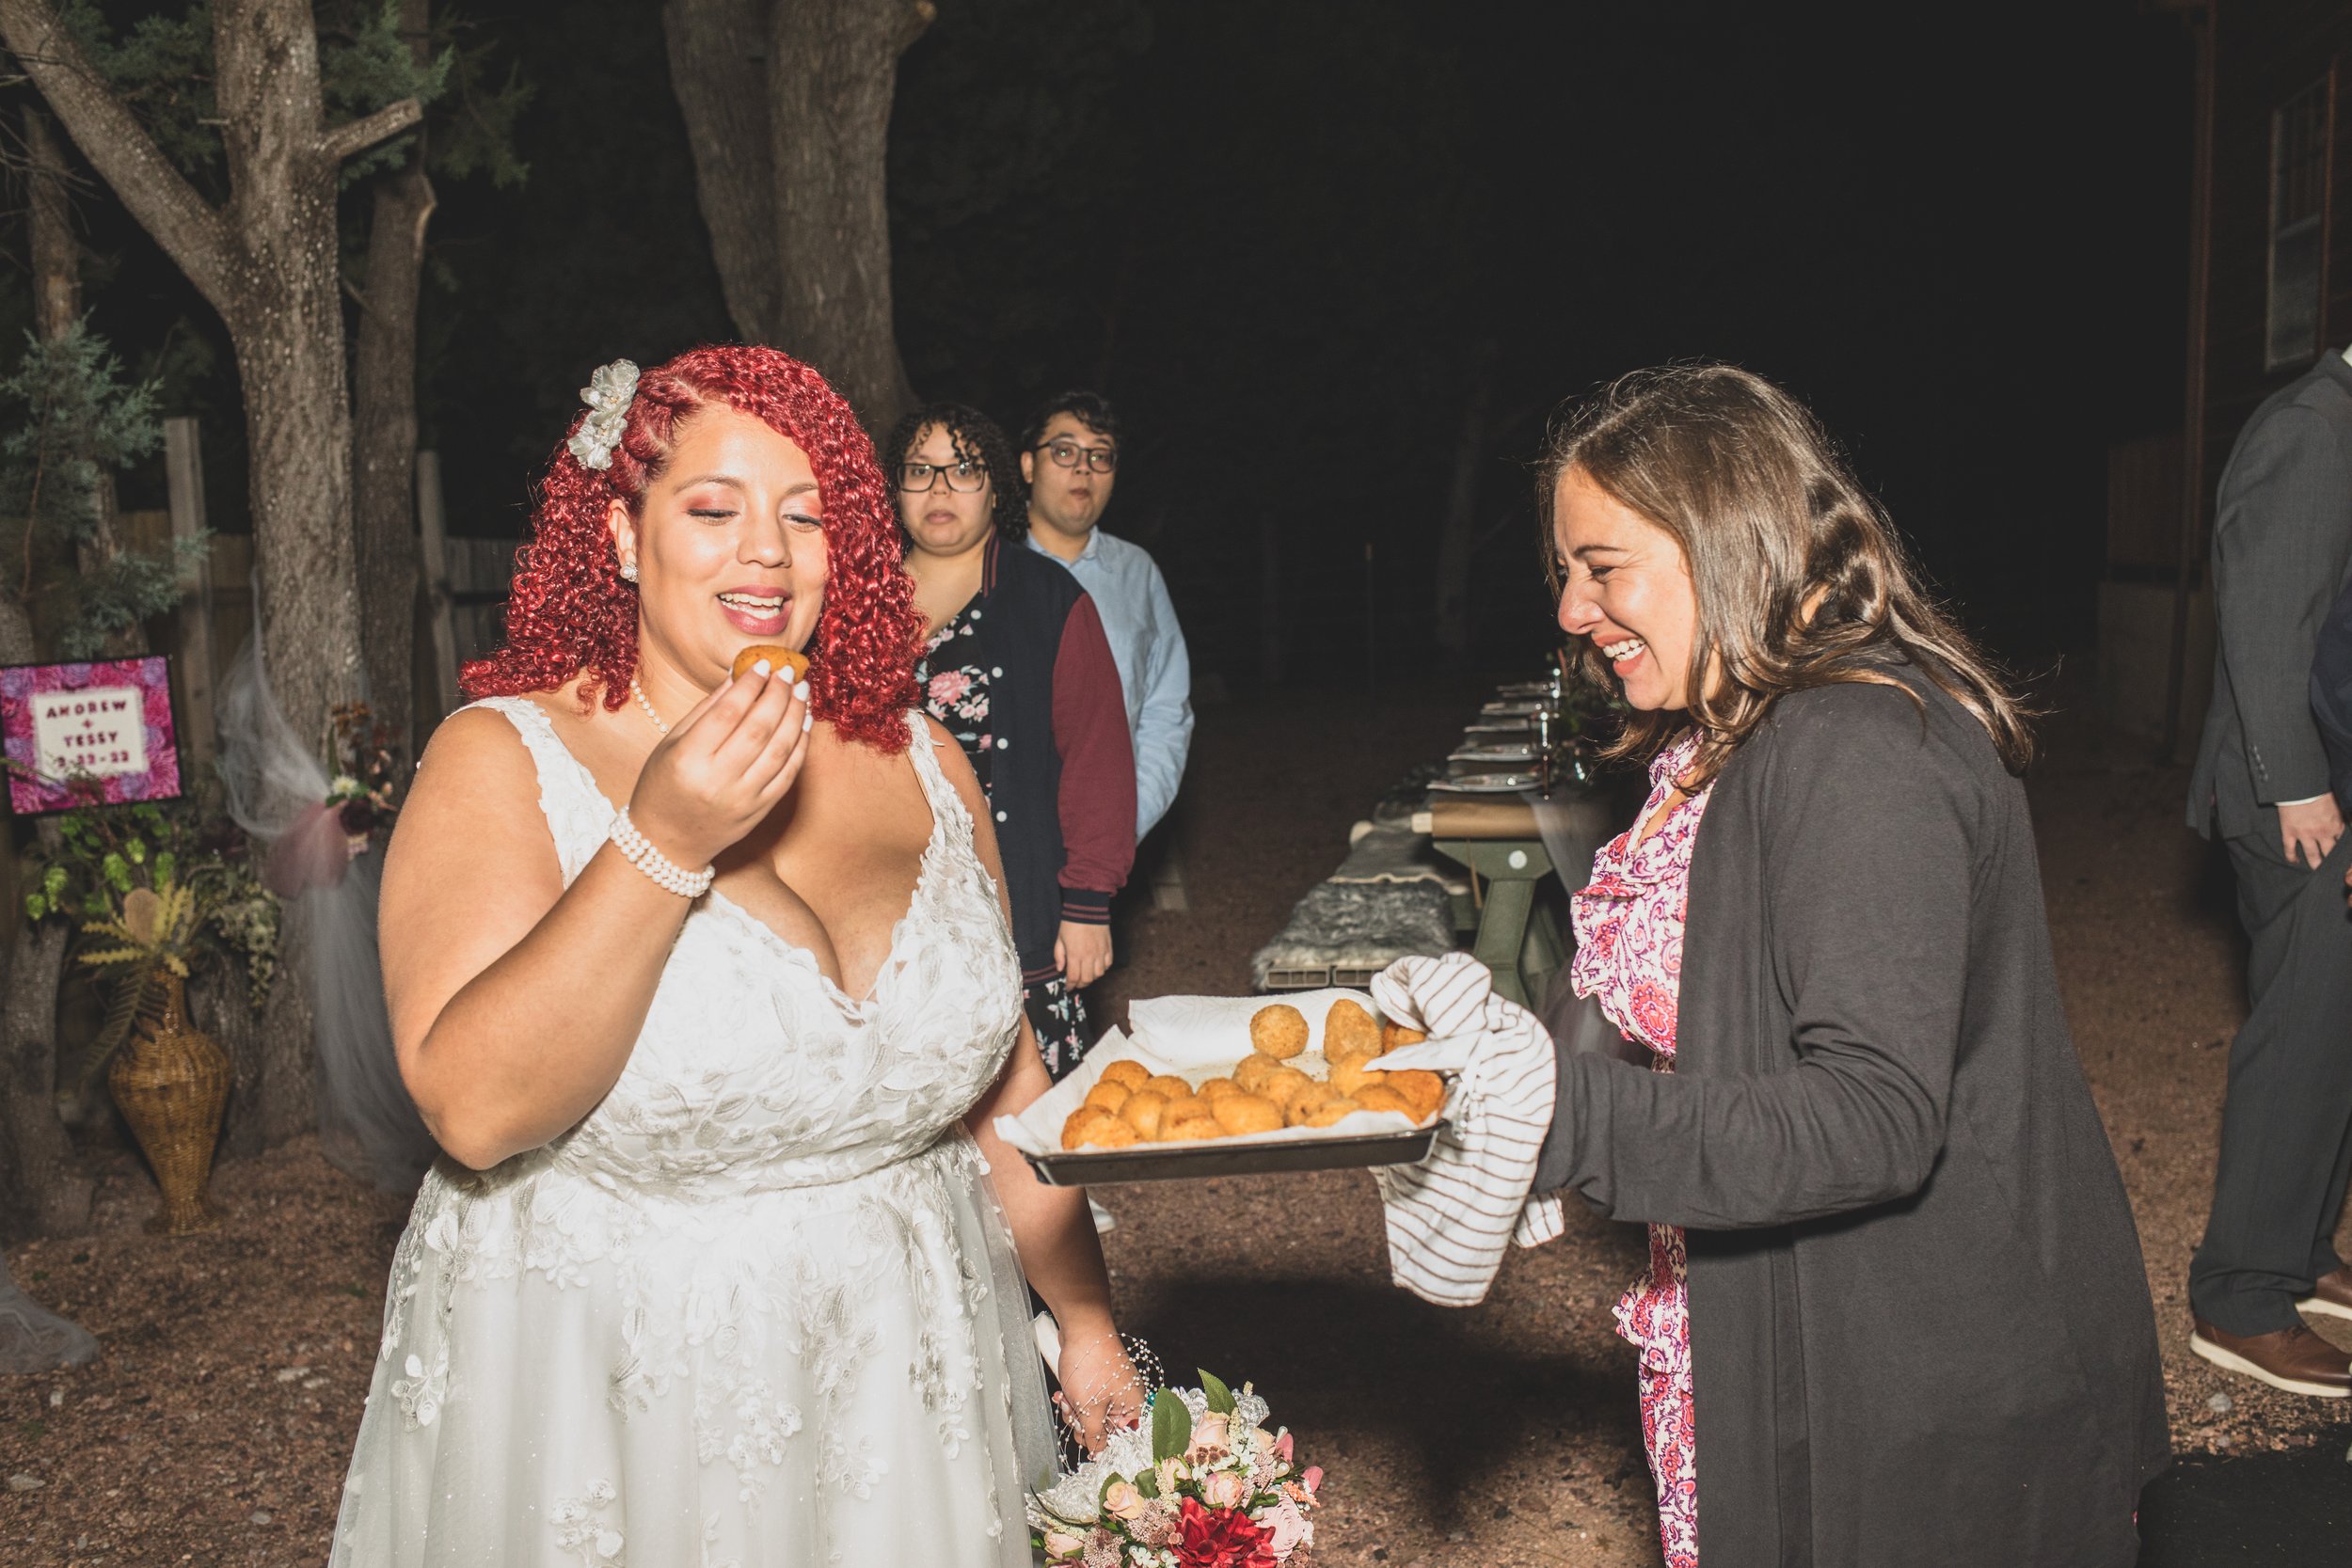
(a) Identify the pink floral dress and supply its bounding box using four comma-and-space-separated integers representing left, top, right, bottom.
1568, 729, 1711, 1568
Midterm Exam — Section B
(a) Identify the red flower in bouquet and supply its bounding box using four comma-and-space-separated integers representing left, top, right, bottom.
1176, 1497, 1279, 1568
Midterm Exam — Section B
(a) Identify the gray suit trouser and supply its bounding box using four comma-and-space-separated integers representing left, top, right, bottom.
2189, 810, 2352, 1335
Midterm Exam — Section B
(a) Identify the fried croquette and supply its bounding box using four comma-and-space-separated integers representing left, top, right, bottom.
1248, 1003, 1310, 1060
1302, 1097, 1362, 1128
1077, 1117, 1139, 1148
1159, 1092, 1208, 1127
1231, 1053, 1286, 1096
1211, 1093, 1283, 1135
1261, 1066, 1315, 1112
1097, 1059, 1151, 1091
1143, 1074, 1193, 1101
1165, 1113, 1224, 1142
1197, 1076, 1241, 1102
1061, 1107, 1115, 1149
1353, 1084, 1417, 1118
1083, 1080, 1133, 1114
1380, 1022, 1428, 1053
1329, 1056, 1388, 1097
1324, 997, 1383, 1060
1120, 1090, 1170, 1139
1386, 1069, 1446, 1119
1285, 1082, 1345, 1127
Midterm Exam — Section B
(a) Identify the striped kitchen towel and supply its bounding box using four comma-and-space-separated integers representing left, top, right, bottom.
1368, 951, 1565, 1307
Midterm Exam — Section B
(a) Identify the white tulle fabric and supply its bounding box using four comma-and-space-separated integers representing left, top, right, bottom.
330, 700, 1057, 1567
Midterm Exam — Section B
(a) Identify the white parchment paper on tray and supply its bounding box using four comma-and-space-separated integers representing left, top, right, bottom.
993, 990, 1438, 1163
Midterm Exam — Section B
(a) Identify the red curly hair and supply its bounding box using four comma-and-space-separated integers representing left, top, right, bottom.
462, 345, 920, 752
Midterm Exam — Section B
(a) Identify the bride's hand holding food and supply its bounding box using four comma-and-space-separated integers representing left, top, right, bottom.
627, 658, 811, 866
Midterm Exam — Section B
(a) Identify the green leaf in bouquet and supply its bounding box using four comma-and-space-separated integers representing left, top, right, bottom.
1152, 1386, 1192, 1465
1134, 1466, 1160, 1499
1199, 1369, 1236, 1416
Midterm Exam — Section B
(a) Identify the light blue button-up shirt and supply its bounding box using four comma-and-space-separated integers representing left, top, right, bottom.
1028, 528, 1192, 837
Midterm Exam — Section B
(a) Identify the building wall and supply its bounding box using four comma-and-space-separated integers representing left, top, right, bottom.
2197, 0, 2352, 524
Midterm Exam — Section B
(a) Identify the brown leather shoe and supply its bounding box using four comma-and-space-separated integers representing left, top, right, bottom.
2296, 1265, 2352, 1323
2191, 1317, 2351, 1398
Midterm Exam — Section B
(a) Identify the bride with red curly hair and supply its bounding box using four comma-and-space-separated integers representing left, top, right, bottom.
330, 345, 1135, 1565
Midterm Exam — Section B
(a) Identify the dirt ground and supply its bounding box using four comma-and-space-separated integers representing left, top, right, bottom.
4, 675, 2349, 1568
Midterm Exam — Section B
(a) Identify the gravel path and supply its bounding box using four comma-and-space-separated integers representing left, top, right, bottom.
4, 678, 2346, 1567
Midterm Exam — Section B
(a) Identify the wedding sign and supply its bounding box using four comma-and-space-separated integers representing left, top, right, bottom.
1, 657, 183, 815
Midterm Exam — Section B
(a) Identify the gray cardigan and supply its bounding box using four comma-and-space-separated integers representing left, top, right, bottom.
1537, 672, 2169, 1568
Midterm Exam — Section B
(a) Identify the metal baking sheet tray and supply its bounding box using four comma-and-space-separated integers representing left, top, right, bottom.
1022, 1122, 1443, 1186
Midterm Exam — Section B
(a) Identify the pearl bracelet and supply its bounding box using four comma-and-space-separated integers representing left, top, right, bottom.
608, 807, 715, 899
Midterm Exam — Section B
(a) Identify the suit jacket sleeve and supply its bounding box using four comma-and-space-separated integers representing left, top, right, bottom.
1051, 594, 1136, 921
1541, 690, 1974, 1228
2214, 404, 2352, 806
2312, 575, 2352, 808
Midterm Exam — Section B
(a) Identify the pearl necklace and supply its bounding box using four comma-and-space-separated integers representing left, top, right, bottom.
630, 676, 669, 736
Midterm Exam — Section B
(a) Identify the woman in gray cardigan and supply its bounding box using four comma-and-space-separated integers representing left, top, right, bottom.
1536, 366, 2169, 1568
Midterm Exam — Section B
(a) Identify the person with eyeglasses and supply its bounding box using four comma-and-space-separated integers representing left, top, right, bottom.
884, 402, 1136, 1079
1021, 390, 1193, 841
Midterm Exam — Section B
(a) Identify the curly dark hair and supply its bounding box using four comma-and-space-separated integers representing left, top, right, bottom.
1018, 388, 1120, 452
461, 344, 921, 753
881, 402, 1028, 540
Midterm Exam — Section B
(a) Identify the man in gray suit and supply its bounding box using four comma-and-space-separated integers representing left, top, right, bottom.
2185, 345, 2352, 1398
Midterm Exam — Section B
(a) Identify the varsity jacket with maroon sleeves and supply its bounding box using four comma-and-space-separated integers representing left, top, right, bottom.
963, 533, 1135, 981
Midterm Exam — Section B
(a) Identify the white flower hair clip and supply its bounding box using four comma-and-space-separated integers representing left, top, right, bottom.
566, 357, 640, 471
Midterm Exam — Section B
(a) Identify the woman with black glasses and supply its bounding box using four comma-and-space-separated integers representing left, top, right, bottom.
884, 403, 1136, 1076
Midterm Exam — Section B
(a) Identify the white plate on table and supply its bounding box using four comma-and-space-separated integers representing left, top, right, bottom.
1466, 718, 1530, 734
1480, 699, 1542, 717
1450, 742, 1536, 763
1429, 772, 1540, 793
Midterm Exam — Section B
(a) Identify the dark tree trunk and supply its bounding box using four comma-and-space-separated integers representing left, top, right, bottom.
24, 104, 77, 339
664, 0, 929, 433
349, 0, 434, 745
2, 0, 421, 1150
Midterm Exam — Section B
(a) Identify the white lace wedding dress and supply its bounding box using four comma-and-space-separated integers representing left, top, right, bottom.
329, 700, 1057, 1567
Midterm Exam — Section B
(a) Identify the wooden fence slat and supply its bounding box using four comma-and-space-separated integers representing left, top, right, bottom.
415, 450, 460, 719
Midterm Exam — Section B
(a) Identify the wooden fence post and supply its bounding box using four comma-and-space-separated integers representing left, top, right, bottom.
163, 416, 215, 771
415, 450, 459, 718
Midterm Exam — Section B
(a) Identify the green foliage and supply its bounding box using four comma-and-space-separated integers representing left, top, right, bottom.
1198, 1368, 1235, 1416
0, 319, 181, 652
62, 2, 524, 194
1149, 1385, 1191, 1465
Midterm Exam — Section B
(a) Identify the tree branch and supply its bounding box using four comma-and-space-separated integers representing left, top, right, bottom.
898, 0, 937, 55
318, 97, 422, 166
0, 0, 237, 312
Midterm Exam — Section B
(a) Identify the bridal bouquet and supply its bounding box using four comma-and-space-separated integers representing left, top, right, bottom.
1028, 1371, 1321, 1568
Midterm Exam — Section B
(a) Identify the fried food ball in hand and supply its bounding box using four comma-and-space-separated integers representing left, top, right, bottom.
1324, 997, 1383, 1060
1381, 1022, 1428, 1053
1120, 1091, 1170, 1140
1353, 1085, 1416, 1118
1062, 1108, 1116, 1149
1165, 1113, 1224, 1142
1249, 1004, 1310, 1060
1084, 1080, 1133, 1115
1097, 1059, 1151, 1091
1232, 1053, 1285, 1096
1262, 1066, 1315, 1113
1211, 1093, 1283, 1135
1197, 1076, 1240, 1102
1329, 1056, 1388, 1098
1302, 1097, 1362, 1128
1143, 1074, 1192, 1101
1386, 1069, 1446, 1119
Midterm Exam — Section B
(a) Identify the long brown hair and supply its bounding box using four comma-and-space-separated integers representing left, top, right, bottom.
1539, 363, 2032, 784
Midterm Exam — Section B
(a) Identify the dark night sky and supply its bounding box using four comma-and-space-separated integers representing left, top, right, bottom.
49, 0, 2195, 686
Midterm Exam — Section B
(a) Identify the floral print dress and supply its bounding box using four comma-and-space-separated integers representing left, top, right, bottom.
1568, 729, 1713, 1568
915, 600, 1092, 1076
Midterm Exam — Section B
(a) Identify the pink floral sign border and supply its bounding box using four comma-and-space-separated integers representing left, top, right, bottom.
1, 656, 183, 816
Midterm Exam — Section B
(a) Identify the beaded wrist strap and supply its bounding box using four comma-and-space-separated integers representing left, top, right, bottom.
609, 806, 715, 898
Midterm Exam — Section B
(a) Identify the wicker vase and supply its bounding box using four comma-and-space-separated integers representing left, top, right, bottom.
107, 970, 230, 1235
